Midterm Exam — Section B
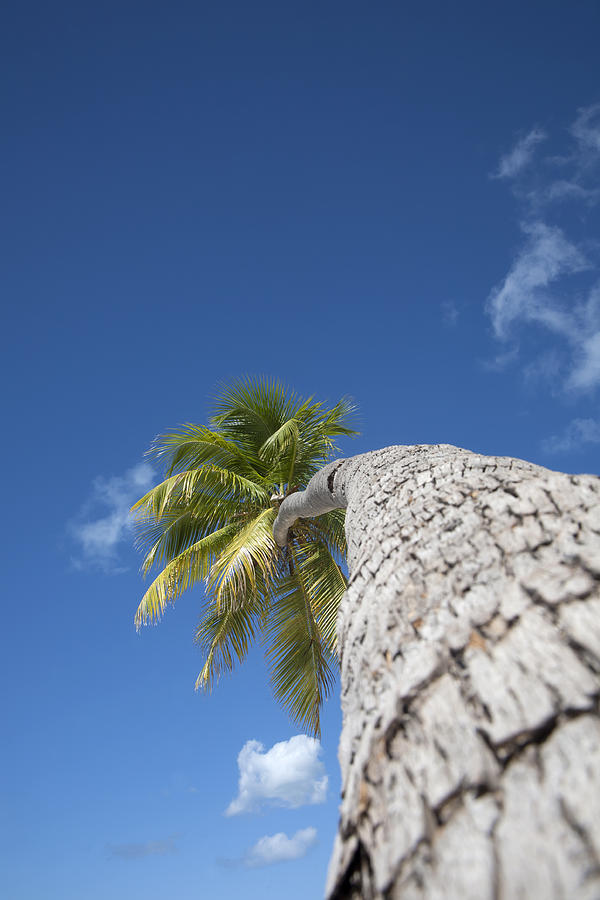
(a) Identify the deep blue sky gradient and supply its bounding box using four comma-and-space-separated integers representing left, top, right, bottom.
2, 2, 599, 897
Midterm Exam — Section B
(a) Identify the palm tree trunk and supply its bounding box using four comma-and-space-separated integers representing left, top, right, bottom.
276, 444, 600, 899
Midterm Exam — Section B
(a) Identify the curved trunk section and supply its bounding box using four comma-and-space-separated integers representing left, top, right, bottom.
277, 444, 600, 899
273, 459, 348, 547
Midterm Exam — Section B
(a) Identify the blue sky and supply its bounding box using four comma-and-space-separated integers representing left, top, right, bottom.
2, 1, 600, 897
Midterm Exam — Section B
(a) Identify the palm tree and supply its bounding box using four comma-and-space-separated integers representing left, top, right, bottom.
131, 377, 356, 737
274, 444, 600, 899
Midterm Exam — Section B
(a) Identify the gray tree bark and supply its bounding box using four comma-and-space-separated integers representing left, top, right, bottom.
274, 444, 600, 899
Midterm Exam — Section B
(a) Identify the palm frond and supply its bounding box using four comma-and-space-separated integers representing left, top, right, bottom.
259, 416, 299, 461
209, 377, 357, 481
210, 377, 293, 456
134, 524, 237, 628
321, 396, 358, 437
207, 507, 278, 608
134, 496, 243, 575
194, 598, 264, 692
259, 416, 302, 487
291, 539, 347, 654
131, 465, 269, 521
311, 508, 348, 561
265, 543, 336, 737
150, 426, 262, 478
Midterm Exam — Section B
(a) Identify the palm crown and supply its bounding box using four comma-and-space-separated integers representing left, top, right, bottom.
132, 378, 356, 736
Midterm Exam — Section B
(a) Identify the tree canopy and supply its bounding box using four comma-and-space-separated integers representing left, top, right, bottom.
132, 377, 356, 736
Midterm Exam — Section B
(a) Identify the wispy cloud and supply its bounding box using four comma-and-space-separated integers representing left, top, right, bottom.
481, 344, 520, 372
571, 103, 600, 158
529, 104, 600, 208
108, 835, 178, 860
493, 127, 547, 179
441, 300, 459, 327
522, 349, 563, 386
541, 417, 600, 454
568, 325, 600, 391
486, 103, 600, 394
244, 827, 317, 867
69, 462, 155, 573
225, 735, 327, 816
487, 222, 589, 340
537, 179, 600, 206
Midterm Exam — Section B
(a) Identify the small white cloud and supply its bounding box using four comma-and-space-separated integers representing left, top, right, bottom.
541, 417, 600, 454
69, 462, 155, 573
493, 128, 547, 179
245, 827, 317, 867
225, 735, 327, 816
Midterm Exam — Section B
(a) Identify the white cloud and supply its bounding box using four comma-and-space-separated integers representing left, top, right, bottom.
487, 222, 588, 341
487, 106, 600, 397
225, 735, 327, 816
244, 827, 317, 867
540, 179, 600, 206
485, 221, 600, 391
493, 128, 547, 179
541, 417, 600, 454
501, 104, 600, 209
569, 332, 600, 391
69, 462, 155, 573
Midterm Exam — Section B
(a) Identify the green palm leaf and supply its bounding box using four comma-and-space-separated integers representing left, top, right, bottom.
132, 465, 268, 521
151, 426, 261, 477
259, 416, 299, 460
266, 544, 336, 738
134, 524, 238, 628
134, 497, 242, 575
195, 599, 263, 692
207, 507, 277, 608
290, 539, 347, 654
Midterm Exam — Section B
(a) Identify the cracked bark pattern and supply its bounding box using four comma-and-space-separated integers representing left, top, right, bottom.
313, 444, 600, 900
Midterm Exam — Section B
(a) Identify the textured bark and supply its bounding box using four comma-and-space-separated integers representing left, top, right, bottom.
273, 459, 347, 547
275, 444, 600, 899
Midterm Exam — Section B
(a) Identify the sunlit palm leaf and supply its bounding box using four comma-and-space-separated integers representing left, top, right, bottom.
207, 507, 278, 609
132, 465, 269, 521
260, 416, 302, 488
259, 416, 299, 460
134, 524, 237, 628
194, 588, 267, 691
151, 426, 261, 477
266, 553, 335, 737
311, 509, 348, 561
134, 496, 243, 574
291, 539, 347, 654
211, 378, 292, 457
